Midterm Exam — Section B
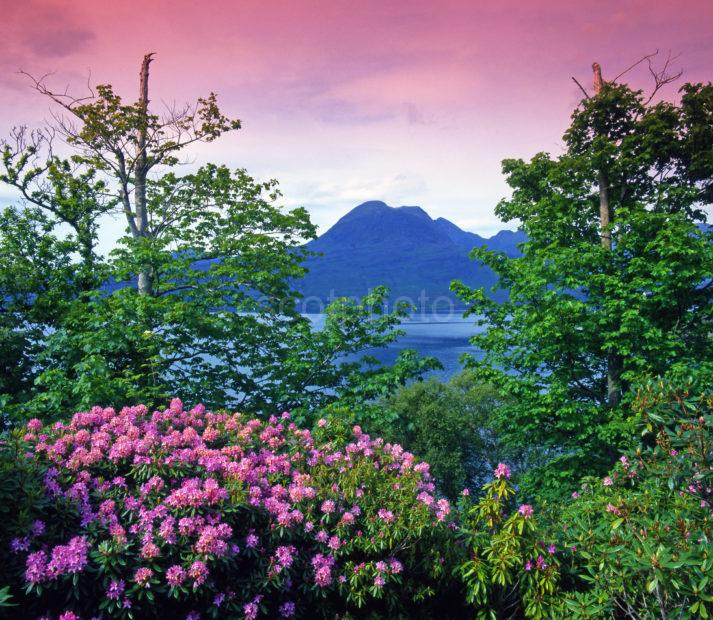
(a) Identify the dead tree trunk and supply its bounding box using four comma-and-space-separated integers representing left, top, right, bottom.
136, 52, 154, 296
593, 62, 621, 407
593, 63, 612, 252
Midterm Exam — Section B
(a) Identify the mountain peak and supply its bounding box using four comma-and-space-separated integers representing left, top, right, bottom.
297, 200, 523, 307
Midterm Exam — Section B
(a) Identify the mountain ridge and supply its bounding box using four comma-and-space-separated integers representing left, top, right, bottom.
295, 200, 525, 310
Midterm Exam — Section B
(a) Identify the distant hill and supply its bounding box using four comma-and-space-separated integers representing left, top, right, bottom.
294, 200, 526, 311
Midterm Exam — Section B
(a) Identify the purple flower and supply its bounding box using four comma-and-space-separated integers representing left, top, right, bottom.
107, 579, 125, 600
374, 574, 385, 588
244, 602, 259, 620
524, 560, 533, 571
30, 520, 46, 536
25, 550, 47, 584
315, 530, 329, 544
46, 536, 90, 578
571, 491, 580, 499
321, 499, 335, 514
279, 601, 296, 618
10, 537, 30, 553
275, 545, 295, 569
312, 553, 335, 587
547, 544, 556, 555
603, 476, 613, 487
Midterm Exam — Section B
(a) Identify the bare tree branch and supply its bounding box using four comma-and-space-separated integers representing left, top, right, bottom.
571, 76, 590, 99
644, 50, 683, 104
612, 50, 660, 83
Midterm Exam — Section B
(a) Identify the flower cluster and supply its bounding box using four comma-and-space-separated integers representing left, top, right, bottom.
8, 400, 455, 618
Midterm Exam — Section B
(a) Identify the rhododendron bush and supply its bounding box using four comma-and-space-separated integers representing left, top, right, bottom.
556, 379, 713, 618
1, 400, 465, 618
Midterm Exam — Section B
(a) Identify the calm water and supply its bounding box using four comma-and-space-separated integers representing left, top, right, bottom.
306, 313, 482, 380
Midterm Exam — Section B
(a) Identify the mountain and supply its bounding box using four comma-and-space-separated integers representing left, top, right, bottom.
295, 201, 526, 311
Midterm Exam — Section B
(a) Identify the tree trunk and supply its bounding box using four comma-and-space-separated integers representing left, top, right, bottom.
593, 62, 621, 407
136, 53, 154, 296
77, 223, 96, 293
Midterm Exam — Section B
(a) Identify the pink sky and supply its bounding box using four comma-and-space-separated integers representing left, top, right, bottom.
1, 0, 711, 245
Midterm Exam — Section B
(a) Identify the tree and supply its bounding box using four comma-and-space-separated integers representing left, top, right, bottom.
1, 55, 434, 423
4, 53, 240, 296
0, 206, 82, 423
354, 371, 514, 499
453, 59, 713, 499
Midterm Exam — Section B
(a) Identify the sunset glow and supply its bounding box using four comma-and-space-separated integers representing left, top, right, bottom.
2, 0, 712, 238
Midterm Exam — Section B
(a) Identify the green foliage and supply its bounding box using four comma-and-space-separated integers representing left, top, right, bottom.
459, 470, 562, 619
453, 80, 713, 499
363, 371, 514, 499
555, 376, 712, 618
0, 206, 92, 426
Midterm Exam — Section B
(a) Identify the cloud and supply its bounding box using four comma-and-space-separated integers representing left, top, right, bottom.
23, 26, 95, 58
1, 0, 96, 60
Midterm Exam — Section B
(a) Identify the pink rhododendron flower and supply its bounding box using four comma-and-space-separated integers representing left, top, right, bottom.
27, 418, 43, 432
377, 508, 394, 523
606, 503, 622, 516
134, 567, 153, 587
189, 561, 209, 587
493, 463, 511, 479
166, 565, 187, 587
518, 504, 534, 518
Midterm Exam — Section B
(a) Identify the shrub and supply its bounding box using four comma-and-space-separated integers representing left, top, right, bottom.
458, 463, 563, 619
557, 379, 713, 618
366, 372, 514, 500
2, 400, 465, 619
